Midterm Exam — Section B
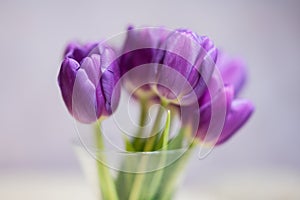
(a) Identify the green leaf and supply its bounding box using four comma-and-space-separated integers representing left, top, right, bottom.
167, 127, 185, 150
124, 135, 136, 152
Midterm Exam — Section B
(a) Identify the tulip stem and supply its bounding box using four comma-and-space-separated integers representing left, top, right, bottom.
143, 99, 169, 151
128, 100, 170, 200
94, 121, 119, 200
146, 110, 171, 199
138, 98, 148, 134
132, 98, 149, 150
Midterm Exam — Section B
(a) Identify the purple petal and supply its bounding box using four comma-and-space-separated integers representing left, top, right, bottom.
98, 45, 117, 73
162, 29, 201, 68
217, 52, 247, 95
71, 69, 100, 123
121, 26, 169, 75
101, 69, 115, 115
199, 69, 228, 107
80, 55, 100, 87
199, 36, 218, 63
123, 26, 169, 53
159, 29, 217, 100
57, 58, 79, 114
64, 42, 78, 57
120, 49, 157, 76
216, 99, 254, 145
197, 85, 234, 141
200, 85, 234, 121
155, 64, 189, 102
64, 41, 98, 63
99, 45, 120, 115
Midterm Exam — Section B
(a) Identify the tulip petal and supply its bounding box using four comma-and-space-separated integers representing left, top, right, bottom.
200, 85, 234, 121
160, 30, 200, 79
216, 99, 254, 145
98, 45, 117, 73
123, 25, 169, 53
199, 36, 218, 63
199, 69, 228, 108
99, 45, 120, 115
58, 58, 79, 114
72, 69, 99, 123
64, 41, 98, 63
101, 71, 114, 115
197, 85, 234, 142
80, 56, 100, 87
121, 27, 169, 76
217, 52, 247, 95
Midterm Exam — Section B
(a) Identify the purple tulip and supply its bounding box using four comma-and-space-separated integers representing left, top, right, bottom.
155, 29, 218, 104
58, 42, 120, 123
196, 53, 254, 145
120, 26, 170, 99
121, 26, 169, 74
120, 27, 218, 105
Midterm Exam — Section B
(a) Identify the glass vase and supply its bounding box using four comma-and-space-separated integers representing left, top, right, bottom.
74, 141, 193, 200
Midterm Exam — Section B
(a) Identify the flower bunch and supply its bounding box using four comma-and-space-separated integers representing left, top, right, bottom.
58, 26, 254, 200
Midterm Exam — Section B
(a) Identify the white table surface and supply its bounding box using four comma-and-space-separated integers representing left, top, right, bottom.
1, 169, 300, 200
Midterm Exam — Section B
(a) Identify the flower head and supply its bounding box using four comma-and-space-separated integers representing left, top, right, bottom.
119, 26, 170, 99
58, 42, 120, 123
196, 52, 254, 145
154, 29, 218, 104
120, 27, 218, 105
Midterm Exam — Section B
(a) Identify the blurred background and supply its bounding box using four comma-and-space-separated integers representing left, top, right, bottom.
1, 0, 300, 199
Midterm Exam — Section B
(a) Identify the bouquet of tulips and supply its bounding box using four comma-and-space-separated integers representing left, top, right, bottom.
58, 26, 254, 200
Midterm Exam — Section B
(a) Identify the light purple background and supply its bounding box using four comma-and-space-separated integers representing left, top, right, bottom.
0, 0, 299, 183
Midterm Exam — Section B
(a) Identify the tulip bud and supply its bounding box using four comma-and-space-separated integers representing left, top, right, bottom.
153, 29, 218, 105
195, 52, 254, 145
120, 26, 170, 99
120, 27, 218, 105
58, 42, 120, 123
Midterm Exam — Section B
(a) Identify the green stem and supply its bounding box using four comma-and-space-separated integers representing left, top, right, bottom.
143, 99, 168, 152
128, 158, 148, 200
146, 110, 171, 199
132, 98, 148, 151
94, 122, 119, 200
128, 100, 169, 200
138, 98, 148, 136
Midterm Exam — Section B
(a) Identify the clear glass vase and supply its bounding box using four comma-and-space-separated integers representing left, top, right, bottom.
73, 141, 194, 200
